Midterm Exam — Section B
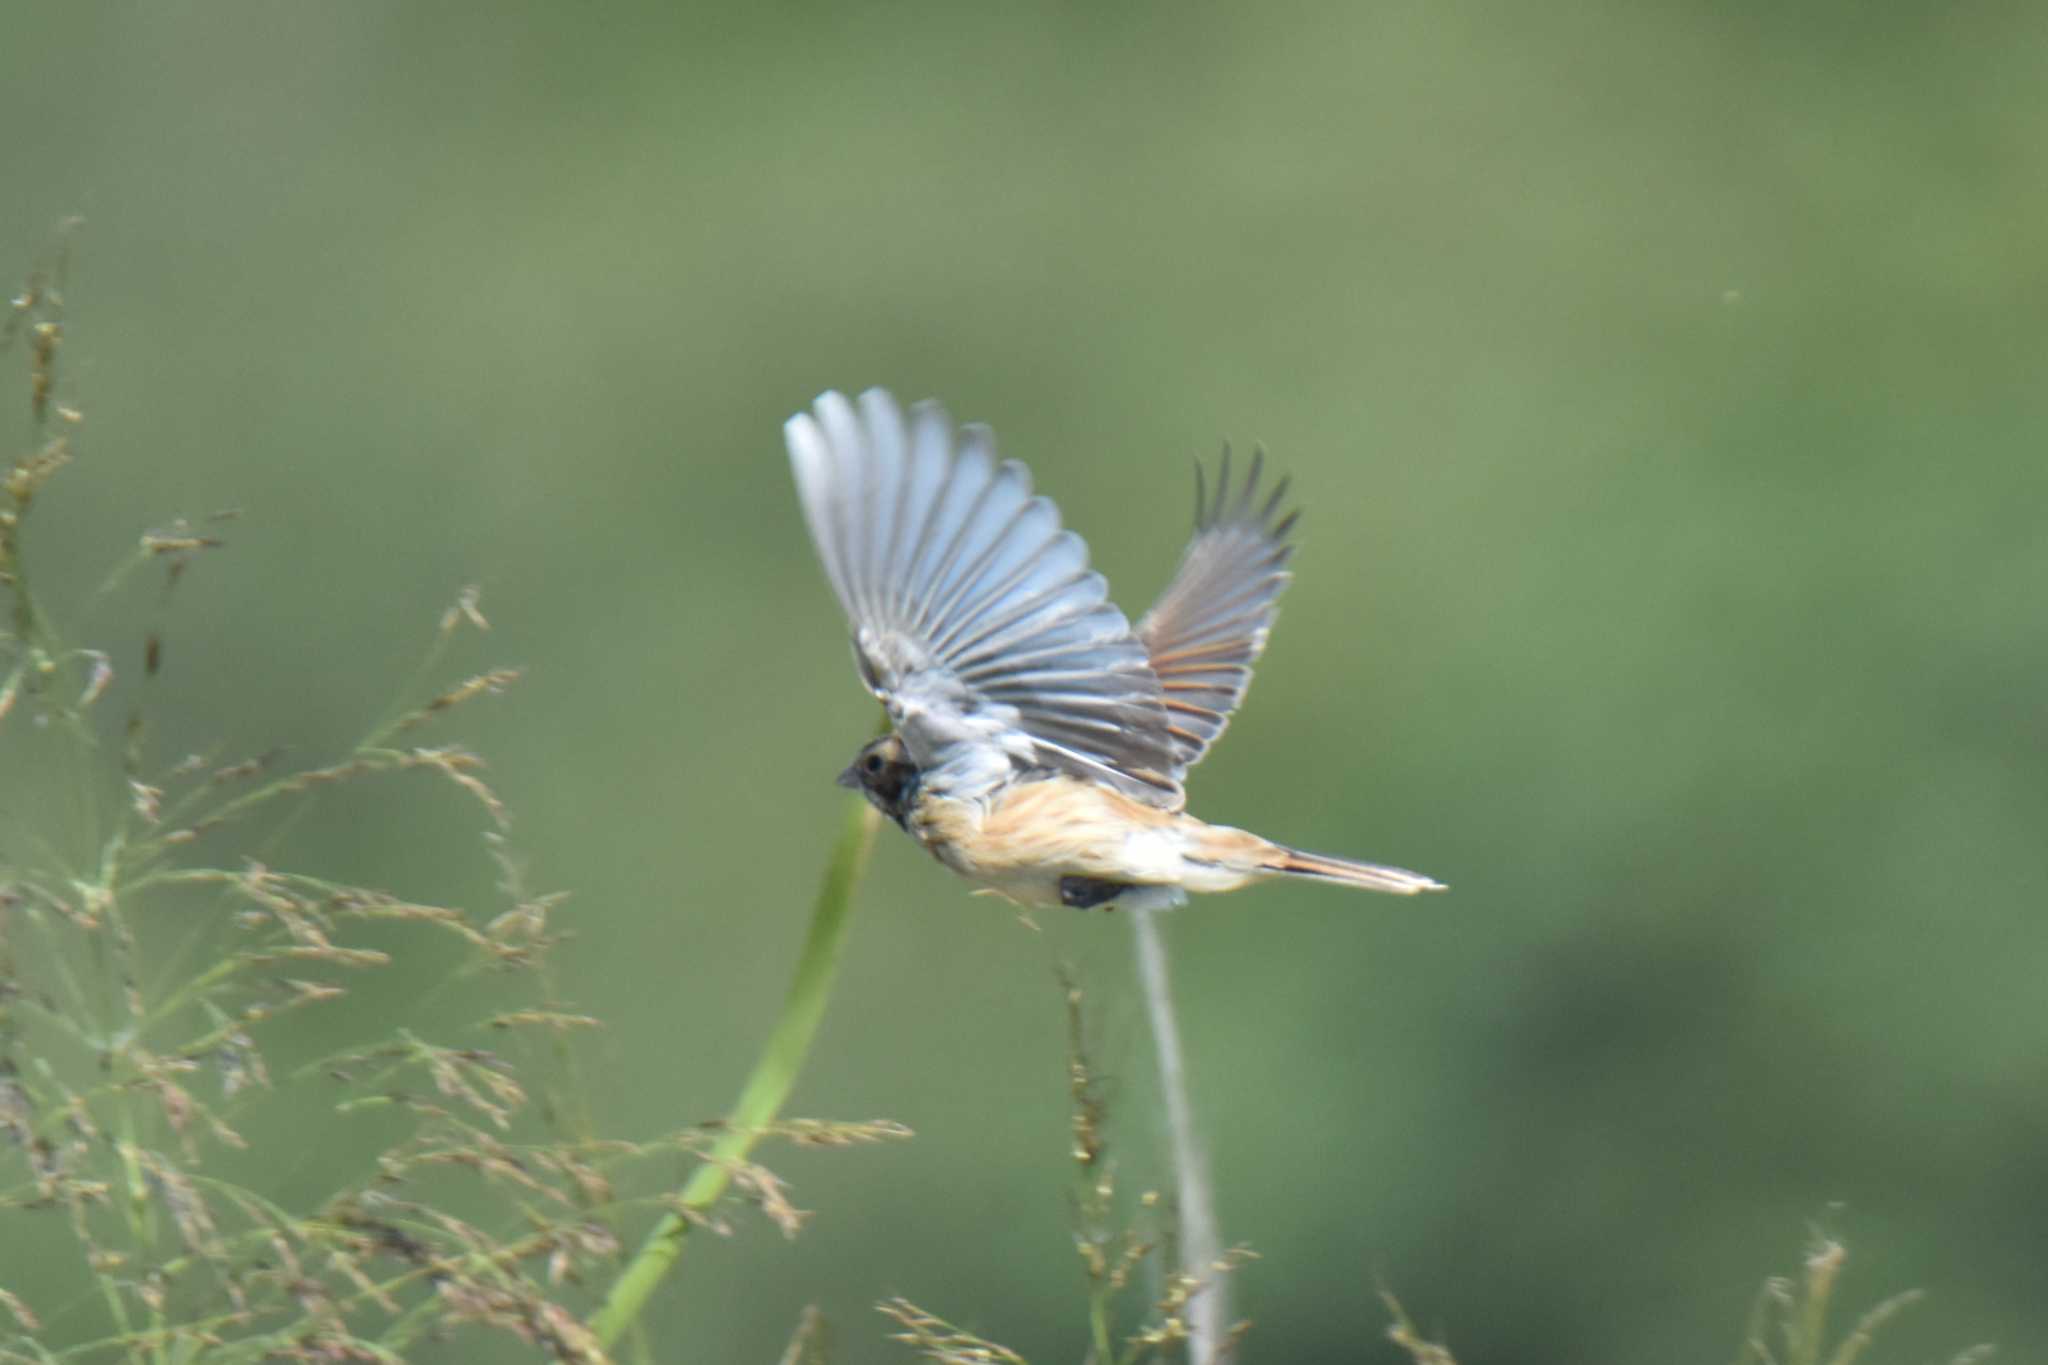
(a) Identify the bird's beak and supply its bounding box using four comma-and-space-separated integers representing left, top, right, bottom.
835, 762, 862, 790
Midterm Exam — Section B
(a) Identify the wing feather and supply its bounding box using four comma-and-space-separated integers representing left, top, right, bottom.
788, 389, 1184, 806
1135, 446, 1297, 770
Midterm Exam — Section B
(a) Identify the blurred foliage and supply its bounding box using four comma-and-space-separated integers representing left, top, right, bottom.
3, 2, 2045, 1361
0, 260, 908, 1361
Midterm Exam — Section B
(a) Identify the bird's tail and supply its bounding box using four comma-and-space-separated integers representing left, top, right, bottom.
1262, 846, 1445, 896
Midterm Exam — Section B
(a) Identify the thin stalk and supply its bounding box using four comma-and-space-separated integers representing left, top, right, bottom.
1132, 907, 1224, 1364
1089, 1287, 1114, 1364
588, 794, 880, 1349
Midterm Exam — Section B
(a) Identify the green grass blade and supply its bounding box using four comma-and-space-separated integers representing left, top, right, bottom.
588, 793, 881, 1349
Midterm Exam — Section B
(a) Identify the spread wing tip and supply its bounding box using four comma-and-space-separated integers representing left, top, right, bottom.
1196, 441, 1298, 539
1141, 439, 1306, 772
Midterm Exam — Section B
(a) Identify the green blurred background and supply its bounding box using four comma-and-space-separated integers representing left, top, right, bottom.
5, 3, 2047, 1360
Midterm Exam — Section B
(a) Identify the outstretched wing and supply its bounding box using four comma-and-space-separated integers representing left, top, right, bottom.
1136, 447, 1297, 770
787, 388, 1185, 807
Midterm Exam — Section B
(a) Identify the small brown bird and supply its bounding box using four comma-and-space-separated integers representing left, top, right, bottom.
788, 389, 1442, 911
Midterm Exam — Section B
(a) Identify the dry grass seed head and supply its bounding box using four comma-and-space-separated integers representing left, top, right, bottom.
777, 1304, 829, 1365
877, 1297, 1029, 1365
393, 668, 523, 734
1382, 1289, 1460, 1365
0, 1287, 41, 1332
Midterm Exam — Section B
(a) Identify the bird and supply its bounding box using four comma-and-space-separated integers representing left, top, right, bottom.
786, 388, 1443, 912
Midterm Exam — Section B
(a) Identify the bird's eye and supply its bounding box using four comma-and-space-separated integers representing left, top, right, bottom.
863, 753, 884, 774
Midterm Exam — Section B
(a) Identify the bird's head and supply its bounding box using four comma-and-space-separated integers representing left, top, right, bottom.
836, 732, 919, 823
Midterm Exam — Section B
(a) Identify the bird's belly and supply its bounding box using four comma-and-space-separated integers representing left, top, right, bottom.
910, 779, 1185, 908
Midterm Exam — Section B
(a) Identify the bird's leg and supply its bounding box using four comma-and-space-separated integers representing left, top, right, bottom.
1058, 875, 1130, 910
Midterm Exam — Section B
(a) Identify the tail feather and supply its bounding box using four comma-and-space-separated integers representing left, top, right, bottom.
1264, 847, 1445, 895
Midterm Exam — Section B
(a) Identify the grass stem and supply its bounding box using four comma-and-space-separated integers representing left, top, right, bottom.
1133, 906, 1224, 1364
588, 794, 880, 1349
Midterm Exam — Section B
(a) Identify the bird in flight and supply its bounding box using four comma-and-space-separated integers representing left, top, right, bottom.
787, 389, 1443, 911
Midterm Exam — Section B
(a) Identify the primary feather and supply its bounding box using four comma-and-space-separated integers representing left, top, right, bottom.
787, 389, 1186, 807
1137, 447, 1298, 770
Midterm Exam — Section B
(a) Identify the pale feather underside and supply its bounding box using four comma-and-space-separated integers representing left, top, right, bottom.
787, 389, 1185, 806
1136, 446, 1297, 770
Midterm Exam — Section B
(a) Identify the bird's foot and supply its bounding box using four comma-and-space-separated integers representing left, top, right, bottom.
1058, 876, 1130, 910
